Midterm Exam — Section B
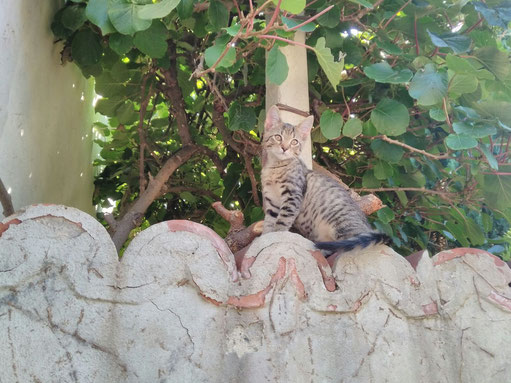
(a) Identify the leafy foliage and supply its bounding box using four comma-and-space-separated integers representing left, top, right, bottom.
53, 0, 511, 258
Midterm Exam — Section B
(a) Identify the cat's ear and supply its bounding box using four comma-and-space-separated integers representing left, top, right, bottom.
264, 105, 281, 133
297, 115, 314, 139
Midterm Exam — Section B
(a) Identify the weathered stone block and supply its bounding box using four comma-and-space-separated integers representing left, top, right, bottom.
1, 205, 510, 382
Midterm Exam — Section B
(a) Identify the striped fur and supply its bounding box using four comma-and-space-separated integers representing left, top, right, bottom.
262, 106, 388, 256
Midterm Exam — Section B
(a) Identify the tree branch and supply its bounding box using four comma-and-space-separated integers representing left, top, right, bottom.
259, 34, 314, 50
165, 186, 220, 200
371, 135, 451, 160
212, 202, 263, 253
194, 145, 225, 174
111, 145, 199, 251
312, 161, 383, 215
212, 201, 245, 230
442, 97, 453, 130
354, 187, 457, 198
261, 0, 282, 34
213, 97, 244, 155
161, 43, 193, 146
464, 17, 483, 34
137, 74, 154, 194
382, 0, 411, 29
286, 5, 334, 31
414, 14, 420, 56
243, 154, 261, 206
0, 177, 14, 217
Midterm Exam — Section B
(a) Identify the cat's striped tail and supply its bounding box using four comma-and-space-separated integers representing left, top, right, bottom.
314, 232, 390, 257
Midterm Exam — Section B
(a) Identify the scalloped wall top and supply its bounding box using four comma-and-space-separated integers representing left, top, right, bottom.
1, 204, 511, 382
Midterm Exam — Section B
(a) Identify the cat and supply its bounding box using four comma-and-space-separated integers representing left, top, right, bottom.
261, 105, 389, 256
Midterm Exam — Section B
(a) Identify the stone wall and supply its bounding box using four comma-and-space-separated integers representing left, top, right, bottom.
0, 0, 96, 219
1, 204, 511, 382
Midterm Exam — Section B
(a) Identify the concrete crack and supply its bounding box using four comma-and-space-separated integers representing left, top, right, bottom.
108, 281, 156, 290
6, 302, 128, 376
150, 300, 195, 358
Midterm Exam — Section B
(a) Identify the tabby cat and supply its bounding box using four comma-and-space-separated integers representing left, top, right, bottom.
261, 105, 388, 255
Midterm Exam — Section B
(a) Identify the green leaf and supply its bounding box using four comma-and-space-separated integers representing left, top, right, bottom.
208, 0, 229, 31
342, 118, 363, 138
445, 134, 478, 150
177, 0, 194, 19
95, 72, 125, 97
362, 120, 378, 136
375, 37, 403, 55
62, 4, 87, 31
429, 108, 446, 121
448, 208, 485, 246
427, 30, 471, 54
107, 0, 152, 35
133, 21, 168, 58
484, 166, 511, 212
370, 99, 409, 136
362, 170, 381, 188
137, 0, 181, 19
480, 145, 498, 170
474, 47, 511, 80
363, 62, 413, 84
412, 56, 433, 70
452, 122, 496, 138
481, 212, 493, 232
445, 54, 476, 74
225, 22, 242, 36
51, 9, 73, 39
266, 46, 289, 85
320, 109, 343, 139
95, 97, 124, 116
273, 0, 305, 14
397, 171, 426, 188
71, 29, 103, 67
370, 139, 405, 163
228, 101, 257, 132
313, 37, 344, 89
409, 64, 448, 106
445, 221, 470, 247
396, 190, 408, 206
86, 0, 115, 34
324, 28, 343, 49
179, 191, 197, 203
109, 33, 133, 55
311, 128, 328, 143
473, 101, 511, 127
465, 218, 485, 246
317, 5, 340, 28
348, 0, 374, 8
448, 73, 478, 95
281, 16, 316, 32
204, 36, 236, 69
373, 160, 394, 180
115, 100, 138, 124
473, 1, 511, 28
377, 207, 395, 223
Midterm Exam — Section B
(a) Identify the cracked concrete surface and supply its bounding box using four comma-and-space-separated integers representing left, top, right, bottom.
1, 204, 511, 382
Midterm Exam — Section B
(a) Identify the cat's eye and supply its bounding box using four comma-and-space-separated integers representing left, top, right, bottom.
274, 134, 282, 141
291, 139, 299, 145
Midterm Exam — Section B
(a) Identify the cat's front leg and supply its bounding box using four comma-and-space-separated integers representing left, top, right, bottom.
272, 188, 303, 232
262, 197, 280, 234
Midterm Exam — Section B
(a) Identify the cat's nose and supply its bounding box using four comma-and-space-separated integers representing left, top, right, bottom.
281, 146, 289, 152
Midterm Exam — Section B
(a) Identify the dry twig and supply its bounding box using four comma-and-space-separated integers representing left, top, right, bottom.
0, 177, 14, 217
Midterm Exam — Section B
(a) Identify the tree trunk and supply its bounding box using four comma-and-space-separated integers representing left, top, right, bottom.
265, 31, 312, 168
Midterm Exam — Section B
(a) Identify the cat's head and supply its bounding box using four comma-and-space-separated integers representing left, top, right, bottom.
263, 105, 314, 162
